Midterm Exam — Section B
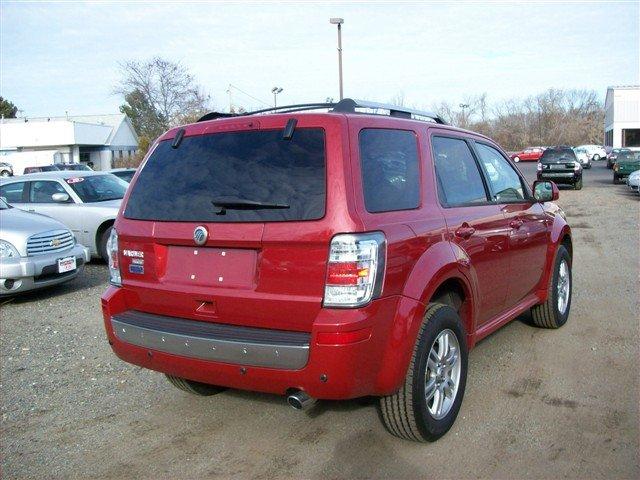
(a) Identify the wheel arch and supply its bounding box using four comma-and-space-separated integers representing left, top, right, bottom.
375, 242, 477, 394
95, 219, 115, 252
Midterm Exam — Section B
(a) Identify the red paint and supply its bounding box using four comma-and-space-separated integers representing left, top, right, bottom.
510, 146, 545, 162
101, 112, 571, 399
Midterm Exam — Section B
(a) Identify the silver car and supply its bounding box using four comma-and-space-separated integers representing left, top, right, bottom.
0, 198, 90, 296
0, 171, 127, 260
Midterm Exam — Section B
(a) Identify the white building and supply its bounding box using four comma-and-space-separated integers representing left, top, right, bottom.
0, 114, 139, 171
604, 85, 640, 148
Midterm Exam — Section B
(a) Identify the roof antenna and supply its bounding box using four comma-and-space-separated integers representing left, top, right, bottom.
282, 118, 297, 140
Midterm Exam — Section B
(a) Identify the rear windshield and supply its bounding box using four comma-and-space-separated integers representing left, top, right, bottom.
124, 128, 326, 222
540, 149, 576, 162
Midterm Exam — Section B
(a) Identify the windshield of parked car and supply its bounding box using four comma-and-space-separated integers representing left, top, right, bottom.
66, 174, 128, 203
617, 151, 640, 162
540, 149, 577, 163
113, 170, 135, 183
124, 128, 326, 222
573, 148, 587, 154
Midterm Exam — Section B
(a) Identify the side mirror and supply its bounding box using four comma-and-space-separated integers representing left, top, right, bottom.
533, 180, 559, 202
51, 192, 70, 203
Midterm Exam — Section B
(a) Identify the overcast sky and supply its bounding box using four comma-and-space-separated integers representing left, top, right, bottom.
1, 0, 638, 117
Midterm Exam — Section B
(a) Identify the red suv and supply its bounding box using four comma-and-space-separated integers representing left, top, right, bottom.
101, 99, 573, 442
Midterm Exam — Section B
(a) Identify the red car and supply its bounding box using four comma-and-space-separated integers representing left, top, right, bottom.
510, 146, 545, 162
101, 99, 573, 442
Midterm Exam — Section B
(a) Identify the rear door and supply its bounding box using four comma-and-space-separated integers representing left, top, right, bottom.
473, 142, 548, 305
0, 180, 29, 209
431, 134, 511, 325
117, 115, 353, 332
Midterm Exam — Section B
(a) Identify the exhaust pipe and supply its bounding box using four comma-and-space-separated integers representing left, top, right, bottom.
287, 391, 317, 411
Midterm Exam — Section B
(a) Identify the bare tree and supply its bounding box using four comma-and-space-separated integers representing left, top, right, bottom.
115, 57, 211, 142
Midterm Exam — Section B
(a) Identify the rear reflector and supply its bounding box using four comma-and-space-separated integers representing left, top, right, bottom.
316, 328, 372, 345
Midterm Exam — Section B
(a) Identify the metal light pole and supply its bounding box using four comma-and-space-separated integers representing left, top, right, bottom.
459, 103, 469, 127
330, 18, 344, 100
272, 87, 283, 107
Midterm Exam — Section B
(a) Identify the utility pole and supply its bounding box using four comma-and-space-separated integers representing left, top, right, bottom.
330, 18, 344, 100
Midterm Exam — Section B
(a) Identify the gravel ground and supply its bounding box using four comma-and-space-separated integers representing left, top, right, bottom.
1, 161, 638, 479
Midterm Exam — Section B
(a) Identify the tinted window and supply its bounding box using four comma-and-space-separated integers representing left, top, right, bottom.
475, 144, 525, 202
66, 175, 128, 203
113, 170, 135, 183
540, 149, 577, 162
30, 181, 67, 203
125, 129, 326, 222
432, 137, 487, 206
359, 129, 420, 213
0, 182, 26, 203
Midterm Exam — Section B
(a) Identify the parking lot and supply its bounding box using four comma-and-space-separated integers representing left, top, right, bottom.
1, 161, 638, 479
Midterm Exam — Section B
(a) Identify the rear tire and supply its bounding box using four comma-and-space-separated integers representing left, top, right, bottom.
98, 226, 113, 263
531, 245, 571, 329
593, 154, 600, 161
574, 177, 583, 190
379, 303, 468, 442
513, 156, 520, 162
0, 170, 10, 177
165, 374, 226, 396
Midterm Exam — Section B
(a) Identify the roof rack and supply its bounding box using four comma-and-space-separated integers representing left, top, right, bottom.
197, 98, 447, 125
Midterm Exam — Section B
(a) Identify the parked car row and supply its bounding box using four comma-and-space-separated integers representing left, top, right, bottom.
511, 144, 604, 170
0, 167, 139, 296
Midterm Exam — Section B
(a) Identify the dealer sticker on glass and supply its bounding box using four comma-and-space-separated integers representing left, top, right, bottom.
57, 256, 76, 273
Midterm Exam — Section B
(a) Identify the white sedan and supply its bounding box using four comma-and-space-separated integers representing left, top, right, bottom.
0, 171, 127, 260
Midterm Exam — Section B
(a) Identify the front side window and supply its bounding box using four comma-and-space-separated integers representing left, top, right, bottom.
125, 128, 326, 222
67, 175, 128, 203
0, 182, 26, 203
30, 181, 67, 203
359, 129, 420, 213
475, 143, 525, 202
432, 136, 487, 207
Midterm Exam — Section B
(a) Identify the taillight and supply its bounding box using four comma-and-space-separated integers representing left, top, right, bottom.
107, 228, 121, 286
323, 232, 386, 308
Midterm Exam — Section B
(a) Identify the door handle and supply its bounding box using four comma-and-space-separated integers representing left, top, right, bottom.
509, 219, 524, 229
455, 225, 476, 239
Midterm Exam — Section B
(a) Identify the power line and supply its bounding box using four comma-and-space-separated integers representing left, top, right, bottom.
226, 84, 271, 107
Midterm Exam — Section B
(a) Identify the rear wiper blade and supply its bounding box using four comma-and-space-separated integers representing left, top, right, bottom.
211, 198, 290, 215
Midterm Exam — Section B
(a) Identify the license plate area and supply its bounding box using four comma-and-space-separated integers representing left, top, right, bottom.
58, 256, 76, 273
163, 247, 257, 288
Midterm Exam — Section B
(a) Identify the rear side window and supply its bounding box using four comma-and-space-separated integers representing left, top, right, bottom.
125, 128, 326, 222
432, 136, 488, 207
359, 129, 420, 213
0, 182, 26, 203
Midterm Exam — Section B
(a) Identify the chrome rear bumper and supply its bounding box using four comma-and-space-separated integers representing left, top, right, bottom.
111, 311, 310, 370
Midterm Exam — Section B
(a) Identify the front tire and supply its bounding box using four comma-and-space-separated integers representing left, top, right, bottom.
593, 154, 600, 161
379, 304, 468, 442
531, 245, 571, 328
0, 170, 10, 177
165, 375, 226, 396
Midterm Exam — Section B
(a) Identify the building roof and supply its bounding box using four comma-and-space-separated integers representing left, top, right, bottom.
0, 113, 138, 149
607, 85, 640, 91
